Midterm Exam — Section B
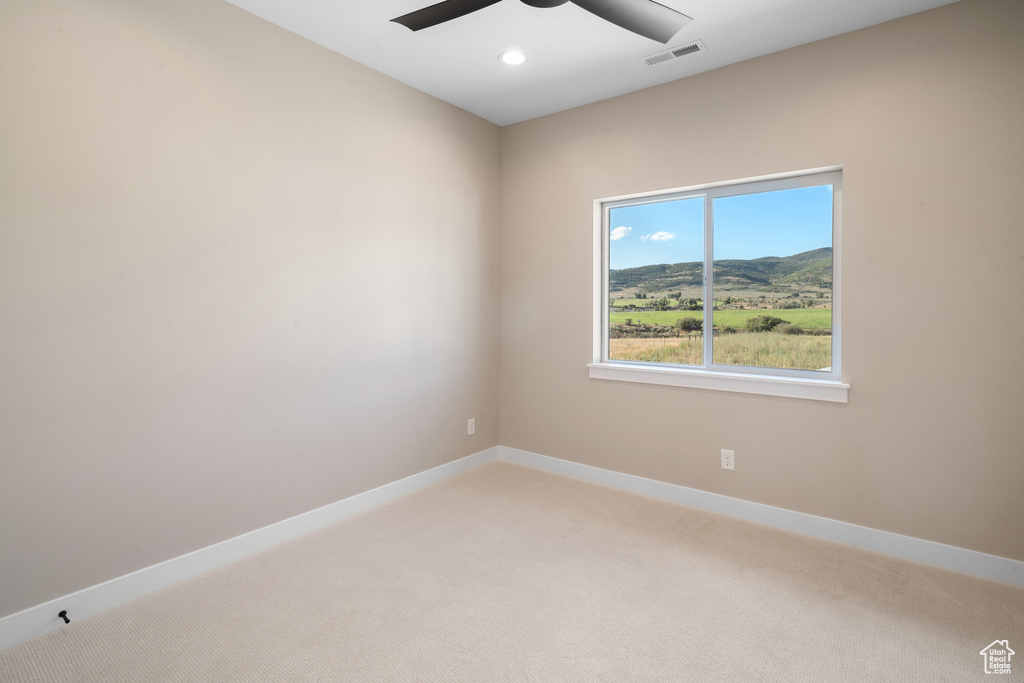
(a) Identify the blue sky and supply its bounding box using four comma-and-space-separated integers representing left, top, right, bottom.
609, 185, 833, 270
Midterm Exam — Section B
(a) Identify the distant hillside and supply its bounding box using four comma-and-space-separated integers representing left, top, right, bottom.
610, 248, 832, 292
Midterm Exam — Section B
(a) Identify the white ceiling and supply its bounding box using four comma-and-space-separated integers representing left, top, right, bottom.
224, 0, 959, 126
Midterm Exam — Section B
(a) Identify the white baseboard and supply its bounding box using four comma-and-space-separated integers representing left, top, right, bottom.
0, 447, 500, 654
5, 444, 1020, 654
498, 446, 1024, 589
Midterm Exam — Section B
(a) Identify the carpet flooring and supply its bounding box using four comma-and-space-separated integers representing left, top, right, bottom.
2, 462, 1021, 681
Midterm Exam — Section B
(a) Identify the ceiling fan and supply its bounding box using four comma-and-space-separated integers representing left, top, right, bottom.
391, 0, 693, 44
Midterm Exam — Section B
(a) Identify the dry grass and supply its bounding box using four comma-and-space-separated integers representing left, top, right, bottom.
610, 333, 831, 371
610, 336, 703, 365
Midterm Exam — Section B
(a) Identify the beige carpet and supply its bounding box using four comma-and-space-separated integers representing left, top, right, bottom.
2, 462, 1021, 682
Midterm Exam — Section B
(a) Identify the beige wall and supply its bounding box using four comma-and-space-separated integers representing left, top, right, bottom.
499, 0, 1024, 561
0, 0, 501, 618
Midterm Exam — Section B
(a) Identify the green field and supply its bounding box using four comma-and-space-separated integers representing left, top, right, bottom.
609, 308, 831, 330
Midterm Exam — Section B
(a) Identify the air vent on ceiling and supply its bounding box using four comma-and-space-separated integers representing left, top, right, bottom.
642, 40, 706, 66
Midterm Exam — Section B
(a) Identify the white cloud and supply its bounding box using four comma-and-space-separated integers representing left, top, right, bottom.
610, 226, 632, 241
641, 231, 675, 242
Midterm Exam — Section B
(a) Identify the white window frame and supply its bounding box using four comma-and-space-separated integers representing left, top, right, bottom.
588, 167, 849, 403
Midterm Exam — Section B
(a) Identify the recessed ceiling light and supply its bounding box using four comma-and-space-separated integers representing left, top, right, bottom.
499, 50, 526, 66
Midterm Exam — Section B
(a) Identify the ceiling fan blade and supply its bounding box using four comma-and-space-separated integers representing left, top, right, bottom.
569, 0, 691, 43
392, 0, 504, 31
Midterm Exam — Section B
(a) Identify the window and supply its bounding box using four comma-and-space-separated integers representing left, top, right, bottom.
589, 167, 848, 402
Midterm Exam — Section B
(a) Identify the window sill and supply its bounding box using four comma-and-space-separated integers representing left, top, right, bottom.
587, 362, 849, 403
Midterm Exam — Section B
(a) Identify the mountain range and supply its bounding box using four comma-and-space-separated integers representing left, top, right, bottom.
610, 248, 832, 292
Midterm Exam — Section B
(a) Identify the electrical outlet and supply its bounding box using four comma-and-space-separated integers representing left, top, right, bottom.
467, 418, 476, 436
721, 449, 735, 471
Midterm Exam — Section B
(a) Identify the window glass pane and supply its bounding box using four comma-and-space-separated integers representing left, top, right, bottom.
711, 185, 833, 371
608, 197, 704, 365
